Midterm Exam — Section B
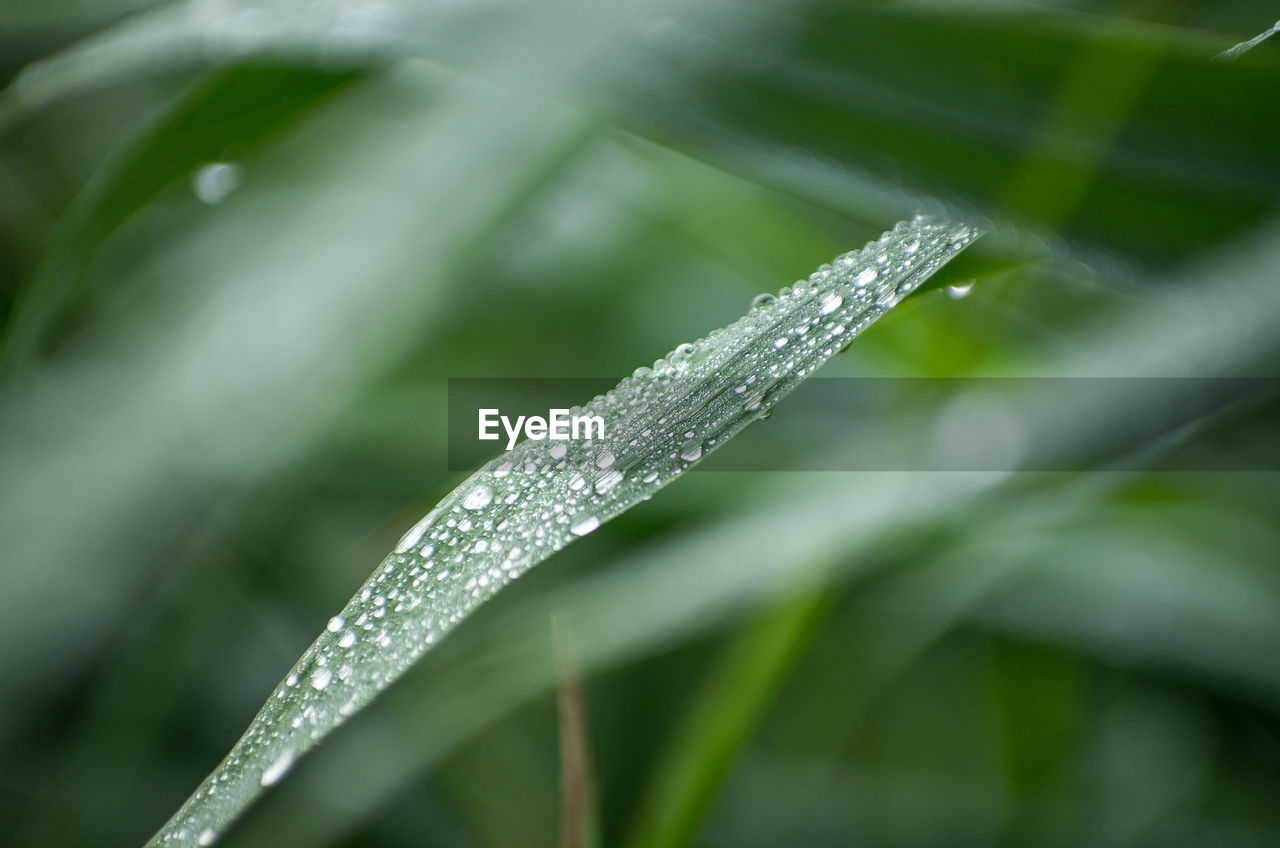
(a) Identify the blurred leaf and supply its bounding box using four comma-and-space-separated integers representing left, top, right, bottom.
621, 588, 834, 848
0, 0, 169, 31
607, 4, 1280, 264
8, 3, 1278, 266
3, 64, 360, 368
0, 61, 592, 755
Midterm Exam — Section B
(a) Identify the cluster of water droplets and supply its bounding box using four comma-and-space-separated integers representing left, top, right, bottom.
147, 215, 976, 847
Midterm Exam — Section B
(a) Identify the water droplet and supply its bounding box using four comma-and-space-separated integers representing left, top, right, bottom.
774, 337, 788, 349
946, 281, 975, 299
818, 293, 842, 315
260, 750, 296, 786
311, 667, 333, 691
395, 511, 436, 553
326, 615, 345, 632
568, 474, 586, 491
197, 828, 219, 846
595, 468, 623, 494
751, 293, 777, 309
549, 443, 567, 460
462, 485, 493, 510
338, 630, 356, 648
570, 515, 600, 536
595, 451, 616, 469
670, 343, 696, 363
191, 161, 241, 205
854, 268, 878, 287
679, 441, 703, 462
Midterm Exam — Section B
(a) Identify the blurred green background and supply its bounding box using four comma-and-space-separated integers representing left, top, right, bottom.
2, 1, 1279, 846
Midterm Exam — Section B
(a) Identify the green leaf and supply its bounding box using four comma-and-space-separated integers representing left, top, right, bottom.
0, 0, 168, 31
144, 216, 979, 847
607, 5, 1280, 265
9, 3, 1278, 267
621, 588, 835, 848
3, 64, 359, 369
0, 63, 593, 749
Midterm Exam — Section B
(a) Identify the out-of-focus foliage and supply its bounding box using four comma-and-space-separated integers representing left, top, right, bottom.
1, 1, 1277, 847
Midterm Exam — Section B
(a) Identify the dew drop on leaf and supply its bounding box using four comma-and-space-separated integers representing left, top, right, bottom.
670, 342, 695, 363
310, 667, 332, 691
594, 469, 623, 494
191, 161, 241, 205
259, 750, 295, 787
569, 515, 601, 536
462, 485, 493, 510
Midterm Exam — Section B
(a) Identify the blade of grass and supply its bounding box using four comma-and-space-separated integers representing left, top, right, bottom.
218, 218, 1280, 848
2, 64, 361, 370
1217, 19, 1280, 59
0, 0, 170, 31
7, 2, 1278, 266
621, 586, 835, 848
999, 3, 1172, 230
607, 4, 1280, 263
144, 216, 979, 847
0, 0, 404, 133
